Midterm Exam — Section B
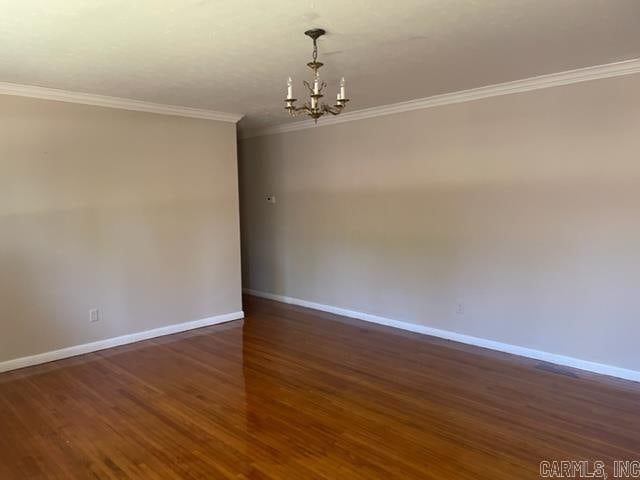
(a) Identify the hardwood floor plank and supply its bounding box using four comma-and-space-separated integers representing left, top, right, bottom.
0, 294, 638, 479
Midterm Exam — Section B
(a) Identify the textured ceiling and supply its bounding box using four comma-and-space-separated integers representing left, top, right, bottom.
1, 0, 639, 133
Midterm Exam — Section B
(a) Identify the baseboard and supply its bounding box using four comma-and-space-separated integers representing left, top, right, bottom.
0, 310, 244, 374
244, 288, 640, 383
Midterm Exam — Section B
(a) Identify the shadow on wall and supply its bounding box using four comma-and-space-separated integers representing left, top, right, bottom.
0, 198, 235, 363
238, 139, 291, 294
240, 175, 640, 371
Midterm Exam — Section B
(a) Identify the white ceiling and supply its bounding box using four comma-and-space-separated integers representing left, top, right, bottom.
1, 0, 639, 133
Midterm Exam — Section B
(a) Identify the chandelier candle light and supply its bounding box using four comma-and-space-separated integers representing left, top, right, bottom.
285, 28, 349, 122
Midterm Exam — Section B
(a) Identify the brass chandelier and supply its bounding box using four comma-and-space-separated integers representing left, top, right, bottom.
285, 28, 349, 122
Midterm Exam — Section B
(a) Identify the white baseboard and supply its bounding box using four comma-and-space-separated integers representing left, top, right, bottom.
0, 311, 244, 374
244, 288, 640, 383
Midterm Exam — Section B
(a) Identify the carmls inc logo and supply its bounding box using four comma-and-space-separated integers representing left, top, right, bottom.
539, 460, 640, 479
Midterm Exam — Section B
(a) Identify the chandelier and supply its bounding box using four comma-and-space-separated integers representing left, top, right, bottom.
285, 28, 349, 122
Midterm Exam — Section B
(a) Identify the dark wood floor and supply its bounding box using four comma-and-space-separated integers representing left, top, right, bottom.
1, 295, 638, 479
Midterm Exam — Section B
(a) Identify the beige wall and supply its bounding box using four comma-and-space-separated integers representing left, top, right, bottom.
0, 95, 242, 363
239, 73, 640, 372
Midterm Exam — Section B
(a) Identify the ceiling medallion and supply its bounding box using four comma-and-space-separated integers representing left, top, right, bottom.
285, 28, 349, 123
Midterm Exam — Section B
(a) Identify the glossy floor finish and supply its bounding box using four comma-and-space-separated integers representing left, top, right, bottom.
1, 296, 639, 479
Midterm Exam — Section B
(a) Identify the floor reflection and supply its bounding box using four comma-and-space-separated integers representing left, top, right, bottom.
1, 296, 638, 479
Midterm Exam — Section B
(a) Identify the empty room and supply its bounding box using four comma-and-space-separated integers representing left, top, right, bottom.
1, 1, 639, 479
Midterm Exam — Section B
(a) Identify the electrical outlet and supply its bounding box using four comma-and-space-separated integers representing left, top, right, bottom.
265, 195, 276, 204
456, 302, 464, 315
89, 309, 99, 323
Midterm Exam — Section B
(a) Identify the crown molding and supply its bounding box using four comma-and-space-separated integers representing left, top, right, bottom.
0, 82, 244, 123
241, 58, 640, 139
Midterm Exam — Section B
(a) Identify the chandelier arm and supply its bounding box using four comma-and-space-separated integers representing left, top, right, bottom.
321, 103, 345, 116
302, 80, 315, 95
286, 103, 313, 117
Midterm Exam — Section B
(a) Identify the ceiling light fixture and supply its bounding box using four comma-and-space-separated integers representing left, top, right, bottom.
285, 29, 349, 123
